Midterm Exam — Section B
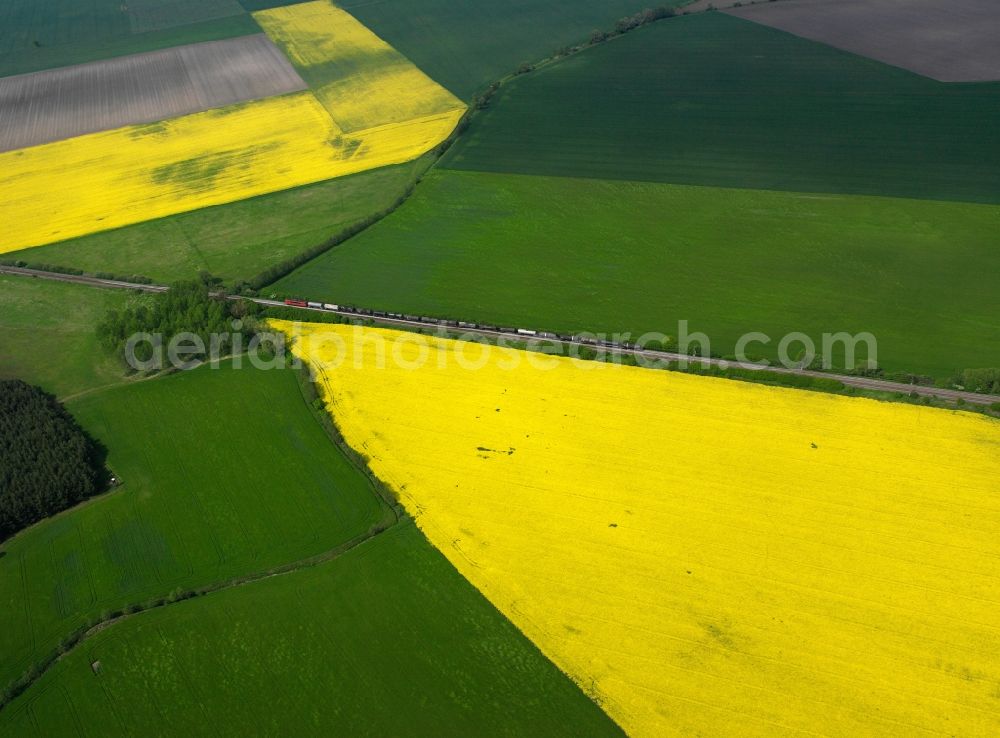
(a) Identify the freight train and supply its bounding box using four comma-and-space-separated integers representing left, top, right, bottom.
280, 298, 624, 349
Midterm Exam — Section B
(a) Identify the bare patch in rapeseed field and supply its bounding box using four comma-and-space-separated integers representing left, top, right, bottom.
151, 150, 248, 192
0, 1, 464, 253
275, 321, 1000, 738
0, 91, 461, 254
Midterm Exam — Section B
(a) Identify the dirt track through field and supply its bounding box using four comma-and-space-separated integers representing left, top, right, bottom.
727, 0, 1000, 82
0, 34, 307, 153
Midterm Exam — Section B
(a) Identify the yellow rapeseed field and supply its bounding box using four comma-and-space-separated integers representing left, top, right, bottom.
274, 321, 1000, 737
0, 93, 459, 254
253, 1, 465, 132
1, 2, 463, 253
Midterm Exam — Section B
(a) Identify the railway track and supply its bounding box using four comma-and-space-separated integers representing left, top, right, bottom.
3, 264, 998, 407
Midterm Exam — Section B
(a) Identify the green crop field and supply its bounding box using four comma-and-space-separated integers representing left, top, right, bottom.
0, 362, 388, 691
442, 12, 1000, 203
8, 158, 429, 285
335, 0, 684, 99
275, 170, 1000, 379
3, 1, 996, 733
274, 11, 1000, 380
0, 277, 146, 399
0, 1, 258, 77
0, 524, 623, 737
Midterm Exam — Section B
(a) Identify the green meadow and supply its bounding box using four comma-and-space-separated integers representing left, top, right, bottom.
339, 0, 683, 98
8, 159, 429, 286
0, 277, 144, 399
275, 170, 1000, 378
0, 362, 387, 690
443, 12, 1000, 203
3, 2, 997, 734
276, 12, 1000, 380
0, 524, 623, 737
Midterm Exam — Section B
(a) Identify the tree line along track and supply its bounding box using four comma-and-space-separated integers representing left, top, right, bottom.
2, 264, 998, 407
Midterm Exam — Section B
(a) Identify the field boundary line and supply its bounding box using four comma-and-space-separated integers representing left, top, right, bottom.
1, 265, 998, 409
0, 356, 401, 713
242, 3, 694, 289
0, 517, 404, 713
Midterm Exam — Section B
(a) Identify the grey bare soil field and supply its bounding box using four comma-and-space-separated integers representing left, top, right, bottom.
0, 34, 305, 152
727, 0, 1000, 82
128, 0, 245, 34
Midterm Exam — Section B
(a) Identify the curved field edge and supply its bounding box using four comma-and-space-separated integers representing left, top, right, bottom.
0, 524, 624, 737
1, 1, 684, 283
334, 0, 692, 99
0, 91, 462, 255
3, 157, 431, 285
441, 12, 1000, 204
273, 169, 1000, 380
276, 322, 1000, 738
0, 347, 617, 732
0, 360, 389, 694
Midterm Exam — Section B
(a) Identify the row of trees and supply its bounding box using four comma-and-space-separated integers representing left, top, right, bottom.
0, 381, 105, 541
0, 258, 154, 284
952, 368, 1000, 395
506, 7, 680, 96
591, 6, 677, 43
96, 275, 261, 369
247, 189, 416, 291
